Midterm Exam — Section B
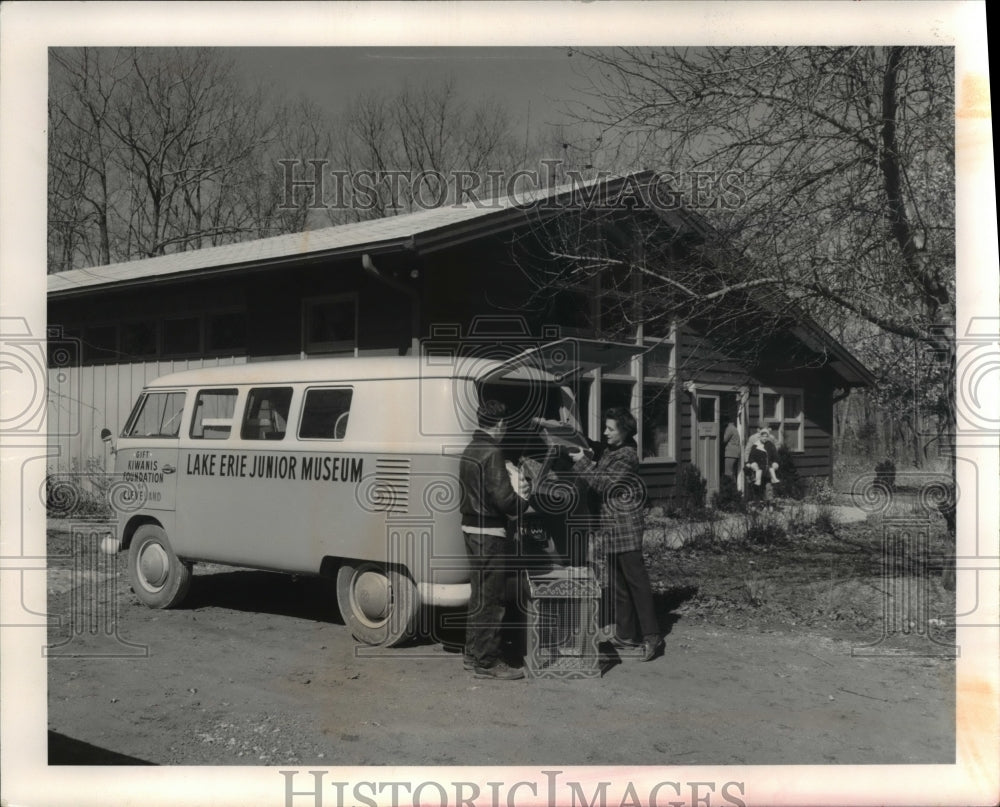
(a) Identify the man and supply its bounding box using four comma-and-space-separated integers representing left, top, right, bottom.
459, 399, 527, 680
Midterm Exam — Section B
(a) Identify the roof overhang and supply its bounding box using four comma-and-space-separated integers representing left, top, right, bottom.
790, 322, 876, 388
47, 172, 657, 300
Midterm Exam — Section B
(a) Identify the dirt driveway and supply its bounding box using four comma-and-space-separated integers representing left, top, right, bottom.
46, 527, 954, 767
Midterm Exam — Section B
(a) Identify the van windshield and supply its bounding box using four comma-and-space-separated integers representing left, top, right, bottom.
123, 391, 186, 438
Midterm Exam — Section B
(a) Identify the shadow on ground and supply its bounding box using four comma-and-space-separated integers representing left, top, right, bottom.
183, 570, 344, 624
49, 730, 156, 765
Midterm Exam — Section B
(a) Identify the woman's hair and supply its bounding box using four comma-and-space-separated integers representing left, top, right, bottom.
603, 406, 637, 439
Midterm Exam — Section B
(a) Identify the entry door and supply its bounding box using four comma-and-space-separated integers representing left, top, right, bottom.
695, 394, 720, 497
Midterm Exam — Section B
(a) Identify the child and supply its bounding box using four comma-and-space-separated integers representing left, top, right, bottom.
745, 427, 780, 498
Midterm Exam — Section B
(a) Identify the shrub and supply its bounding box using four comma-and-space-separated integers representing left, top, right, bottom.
741, 506, 787, 545
773, 445, 806, 500
741, 567, 770, 606
875, 458, 896, 492
711, 473, 745, 513
804, 477, 836, 505
813, 504, 838, 534
46, 457, 113, 520
681, 518, 723, 551
668, 463, 707, 517
784, 499, 811, 534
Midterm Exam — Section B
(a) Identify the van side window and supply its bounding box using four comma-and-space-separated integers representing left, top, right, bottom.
123, 391, 186, 438
299, 388, 353, 440
190, 389, 238, 439
242, 387, 293, 440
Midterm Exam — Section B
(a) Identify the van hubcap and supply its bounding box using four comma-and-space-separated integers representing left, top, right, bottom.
354, 570, 390, 623
138, 543, 169, 588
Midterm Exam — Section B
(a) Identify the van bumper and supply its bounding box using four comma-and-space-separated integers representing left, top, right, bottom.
100, 532, 123, 555
417, 582, 470, 608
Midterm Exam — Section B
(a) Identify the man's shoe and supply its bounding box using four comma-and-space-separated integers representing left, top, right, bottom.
641, 636, 665, 662
474, 661, 525, 680
463, 655, 475, 671
610, 635, 641, 651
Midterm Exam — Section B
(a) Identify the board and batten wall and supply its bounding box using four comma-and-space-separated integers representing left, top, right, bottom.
47, 356, 248, 476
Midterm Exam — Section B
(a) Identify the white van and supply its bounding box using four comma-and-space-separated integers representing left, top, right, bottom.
105, 339, 637, 647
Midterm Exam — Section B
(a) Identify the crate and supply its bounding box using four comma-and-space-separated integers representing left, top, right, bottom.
523, 566, 601, 679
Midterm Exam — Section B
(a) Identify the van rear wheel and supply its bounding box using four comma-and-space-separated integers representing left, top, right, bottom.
127, 524, 192, 609
336, 562, 418, 647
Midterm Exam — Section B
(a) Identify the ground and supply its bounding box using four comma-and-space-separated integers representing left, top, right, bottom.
45, 507, 956, 767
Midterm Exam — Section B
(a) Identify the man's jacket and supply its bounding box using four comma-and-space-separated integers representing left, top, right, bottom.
459, 430, 520, 530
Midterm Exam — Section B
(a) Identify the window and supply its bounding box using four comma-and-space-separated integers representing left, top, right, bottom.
759, 388, 804, 451
83, 324, 118, 363
640, 341, 674, 461
163, 316, 201, 356
642, 384, 671, 460
207, 311, 247, 353
120, 321, 158, 359
123, 391, 186, 438
190, 389, 238, 439
585, 335, 675, 461
600, 380, 634, 414
304, 295, 357, 355
241, 387, 293, 440
299, 388, 354, 440
48, 327, 80, 367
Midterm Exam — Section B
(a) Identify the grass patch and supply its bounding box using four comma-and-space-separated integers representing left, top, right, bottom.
645, 513, 955, 651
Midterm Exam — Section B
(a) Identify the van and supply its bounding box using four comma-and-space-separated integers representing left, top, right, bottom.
104, 338, 638, 647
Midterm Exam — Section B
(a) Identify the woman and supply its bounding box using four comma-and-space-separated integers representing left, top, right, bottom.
569, 407, 663, 662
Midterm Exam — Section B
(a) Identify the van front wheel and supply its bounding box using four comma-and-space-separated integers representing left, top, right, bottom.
336, 562, 419, 647
128, 525, 192, 609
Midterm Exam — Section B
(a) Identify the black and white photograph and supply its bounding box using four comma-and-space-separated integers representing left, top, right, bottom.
1, 3, 996, 806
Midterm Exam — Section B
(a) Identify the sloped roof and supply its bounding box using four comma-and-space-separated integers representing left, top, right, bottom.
46, 169, 874, 387
48, 172, 653, 298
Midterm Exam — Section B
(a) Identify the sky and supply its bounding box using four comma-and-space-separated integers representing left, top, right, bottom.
227, 46, 604, 149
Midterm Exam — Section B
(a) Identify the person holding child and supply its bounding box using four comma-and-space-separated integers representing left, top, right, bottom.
744, 426, 780, 502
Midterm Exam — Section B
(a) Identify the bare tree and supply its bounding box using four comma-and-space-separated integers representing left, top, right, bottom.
47, 47, 323, 271
326, 79, 527, 221
535, 47, 955, 462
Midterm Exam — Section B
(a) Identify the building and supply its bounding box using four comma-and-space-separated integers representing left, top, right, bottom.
47, 172, 874, 501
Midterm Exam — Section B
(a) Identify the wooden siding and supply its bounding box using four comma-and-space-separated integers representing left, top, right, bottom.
754, 368, 835, 480
47, 356, 247, 474
45, 234, 849, 500
676, 328, 750, 389
669, 327, 838, 500
639, 465, 678, 503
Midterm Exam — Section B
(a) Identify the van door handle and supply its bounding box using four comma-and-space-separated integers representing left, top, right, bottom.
162, 464, 176, 474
